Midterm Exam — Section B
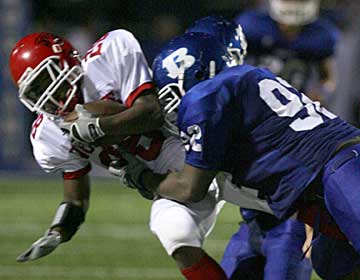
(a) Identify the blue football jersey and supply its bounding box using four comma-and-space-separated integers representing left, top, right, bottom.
234, 10, 339, 92
178, 65, 360, 218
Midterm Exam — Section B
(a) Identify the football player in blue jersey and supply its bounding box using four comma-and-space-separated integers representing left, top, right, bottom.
233, 1, 360, 278
186, 16, 312, 280
117, 31, 360, 279
235, 0, 339, 106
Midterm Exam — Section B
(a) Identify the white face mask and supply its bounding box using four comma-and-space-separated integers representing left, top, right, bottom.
18, 56, 83, 117
269, 0, 320, 26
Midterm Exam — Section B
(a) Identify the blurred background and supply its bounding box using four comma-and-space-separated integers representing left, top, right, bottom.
1, 0, 360, 279
1, 0, 360, 172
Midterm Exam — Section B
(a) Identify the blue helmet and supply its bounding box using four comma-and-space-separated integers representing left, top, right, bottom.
153, 32, 228, 112
152, 32, 229, 134
186, 16, 247, 66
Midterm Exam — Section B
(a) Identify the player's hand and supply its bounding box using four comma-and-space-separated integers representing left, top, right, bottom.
109, 150, 154, 200
16, 231, 62, 262
60, 104, 105, 143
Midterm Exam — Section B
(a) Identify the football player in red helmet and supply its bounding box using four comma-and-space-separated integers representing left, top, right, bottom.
9, 31, 163, 143
8, 30, 165, 262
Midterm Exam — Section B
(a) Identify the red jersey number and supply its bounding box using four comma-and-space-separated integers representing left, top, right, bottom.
65, 125, 164, 169
96, 131, 165, 167
31, 114, 44, 139
84, 33, 109, 62
123, 131, 165, 162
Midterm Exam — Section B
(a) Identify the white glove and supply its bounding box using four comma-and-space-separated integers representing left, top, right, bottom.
60, 104, 105, 143
109, 149, 155, 200
16, 231, 62, 262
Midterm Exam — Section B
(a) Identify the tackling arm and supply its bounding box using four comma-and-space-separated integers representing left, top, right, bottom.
16, 174, 90, 262
109, 148, 217, 203
143, 164, 217, 202
132, 155, 217, 203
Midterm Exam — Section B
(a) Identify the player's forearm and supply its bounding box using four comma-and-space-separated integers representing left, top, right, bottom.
99, 92, 164, 135
142, 170, 205, 203
50, 198, 88, 241
49, 201, 87, 242
58, 176, 90, 241
63, 198, 89, 213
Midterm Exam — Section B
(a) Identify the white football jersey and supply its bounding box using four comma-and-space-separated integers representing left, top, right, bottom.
81, 29, 154, 107
30, 114, 183, 178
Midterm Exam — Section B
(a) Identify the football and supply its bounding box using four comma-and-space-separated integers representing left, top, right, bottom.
64, 100, 127, 122
64, 100, 129, 145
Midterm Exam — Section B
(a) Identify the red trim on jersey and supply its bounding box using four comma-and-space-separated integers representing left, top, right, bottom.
125, 82, 155, 107
100, 92, 116, 101
63, 164, 91, 180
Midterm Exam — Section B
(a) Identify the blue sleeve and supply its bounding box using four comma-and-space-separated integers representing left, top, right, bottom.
178, 90, 232, 170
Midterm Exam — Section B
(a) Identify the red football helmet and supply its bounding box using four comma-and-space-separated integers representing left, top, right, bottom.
9, 32, 83, 117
